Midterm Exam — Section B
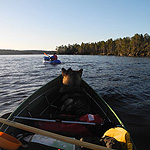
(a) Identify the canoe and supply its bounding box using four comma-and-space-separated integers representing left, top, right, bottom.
0, 74, 136, 150
43, 59, 61, 64
43, 56, 61, 64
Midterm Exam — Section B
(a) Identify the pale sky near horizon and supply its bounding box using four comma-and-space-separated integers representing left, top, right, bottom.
0, 0, 150, 51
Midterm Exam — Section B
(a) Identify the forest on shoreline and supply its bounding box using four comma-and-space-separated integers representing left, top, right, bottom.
1, 33, 150, 57
56, 33, 150, 57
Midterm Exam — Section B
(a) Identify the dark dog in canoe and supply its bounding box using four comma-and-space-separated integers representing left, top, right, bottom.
60, 67, 83, 93
60, 68, 91, 116
62, 68, 83, 86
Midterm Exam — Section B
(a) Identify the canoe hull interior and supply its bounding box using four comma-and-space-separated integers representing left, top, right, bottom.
0, 75, 136, 149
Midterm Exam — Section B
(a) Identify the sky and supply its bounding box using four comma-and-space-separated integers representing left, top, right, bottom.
0, 0, 150, 51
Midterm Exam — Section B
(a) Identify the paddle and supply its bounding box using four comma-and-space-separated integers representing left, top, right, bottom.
14, 116, 99, 125
44, 52, 49, 56
0, 118, 112, 150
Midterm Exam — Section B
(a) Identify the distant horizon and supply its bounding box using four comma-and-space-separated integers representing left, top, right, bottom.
0, 49, 56, 55
0, 49, 55, 51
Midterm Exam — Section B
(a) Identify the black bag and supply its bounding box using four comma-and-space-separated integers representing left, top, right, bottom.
61, 98, 91, 116
100, 136, 121, 150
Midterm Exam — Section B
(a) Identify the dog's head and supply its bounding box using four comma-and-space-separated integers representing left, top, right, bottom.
62, 68, 83, 86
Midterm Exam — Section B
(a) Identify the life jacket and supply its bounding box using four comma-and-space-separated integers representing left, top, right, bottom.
53, 54, 57, 60
51, 55, 57, 61
103, 127, 133, 150
34, 114, 103, 137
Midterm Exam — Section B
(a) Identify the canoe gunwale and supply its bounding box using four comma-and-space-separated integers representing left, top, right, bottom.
81, 79, 124, 127
0, 76, 62, 132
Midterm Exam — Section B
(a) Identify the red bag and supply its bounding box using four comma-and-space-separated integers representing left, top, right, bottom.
34, 114, 103, 136
80, 114, 103, 124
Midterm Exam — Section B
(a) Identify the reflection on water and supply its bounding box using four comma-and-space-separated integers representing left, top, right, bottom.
0, 55, 150, 149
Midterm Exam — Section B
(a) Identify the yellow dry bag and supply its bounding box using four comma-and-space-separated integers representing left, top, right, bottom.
103, 127, 133, 150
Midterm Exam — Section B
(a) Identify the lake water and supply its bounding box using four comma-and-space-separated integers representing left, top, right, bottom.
0, 55, 150, 150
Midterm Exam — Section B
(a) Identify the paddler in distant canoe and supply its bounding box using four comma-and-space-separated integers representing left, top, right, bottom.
50, 53, 57, 61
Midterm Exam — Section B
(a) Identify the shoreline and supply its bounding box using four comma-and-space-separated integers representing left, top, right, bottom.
0, 49, 56, 55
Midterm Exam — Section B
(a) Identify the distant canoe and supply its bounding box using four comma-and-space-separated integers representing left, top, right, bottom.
43, 56, 61, 64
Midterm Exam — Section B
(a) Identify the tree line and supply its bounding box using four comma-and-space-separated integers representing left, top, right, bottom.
56, 33, 150, 57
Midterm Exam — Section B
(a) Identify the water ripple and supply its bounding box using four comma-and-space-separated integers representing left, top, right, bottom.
0, 55, 150, 150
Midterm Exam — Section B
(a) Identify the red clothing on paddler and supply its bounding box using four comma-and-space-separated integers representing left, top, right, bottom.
53, 54, 57, 60
50, 54, 57, 61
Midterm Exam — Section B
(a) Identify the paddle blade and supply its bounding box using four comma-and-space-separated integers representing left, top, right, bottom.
44, 53, 48, 56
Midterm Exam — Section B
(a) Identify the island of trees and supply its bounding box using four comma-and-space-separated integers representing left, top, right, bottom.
56, 33, 150, 57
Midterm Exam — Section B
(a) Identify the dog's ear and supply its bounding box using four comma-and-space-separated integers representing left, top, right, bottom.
79, 69, 83, 77
62, 68, 67, 76
68, 68, 72, 71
